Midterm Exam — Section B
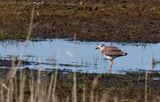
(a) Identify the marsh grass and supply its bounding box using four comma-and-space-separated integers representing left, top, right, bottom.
0, 1, 160, 42
0, 33, 28, 40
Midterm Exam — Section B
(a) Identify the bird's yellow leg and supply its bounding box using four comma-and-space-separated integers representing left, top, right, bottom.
109, 60, 114, 74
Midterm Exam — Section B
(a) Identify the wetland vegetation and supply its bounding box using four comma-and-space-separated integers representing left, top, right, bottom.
0, 0, 160, 42
0, 0, 160, 102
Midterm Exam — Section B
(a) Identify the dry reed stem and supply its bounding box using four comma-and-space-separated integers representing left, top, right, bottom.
29, 76, 34, 102
100, 92, 109, 102
113, 97, 118, 102
52, 69, 58, 102
19, 71, 26, 102
0, 84, 4, 102
95, 94, 98, 102
7, 6, 35, 80
47, 74, 54, 102
51, 49, 61, 102
35, 70, 41, 102
145, 70, 148, 102
13, 76, 18, 102
65, 96, 69, 102
72, 71, 77, 102
90, 75, 101, 102
82, 86, 86, 102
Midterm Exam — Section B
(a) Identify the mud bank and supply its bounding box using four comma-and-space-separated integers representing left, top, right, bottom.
0, 1, 160, 43
0, 59, 30, 67
0, 68, 160, 102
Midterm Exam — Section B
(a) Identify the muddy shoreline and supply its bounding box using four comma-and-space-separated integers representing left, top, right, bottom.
0, 1, 160, 43
0, 59, 30, 67
0, 58, 160, 102
0, 67, 160, 102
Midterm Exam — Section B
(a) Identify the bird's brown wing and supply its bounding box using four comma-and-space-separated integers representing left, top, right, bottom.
102, 46, 124, 56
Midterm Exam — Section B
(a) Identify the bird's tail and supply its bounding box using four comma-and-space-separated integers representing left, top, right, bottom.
123, 52, 127, 56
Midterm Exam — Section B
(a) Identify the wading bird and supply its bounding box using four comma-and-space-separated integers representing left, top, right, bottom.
96, 44, 127, 73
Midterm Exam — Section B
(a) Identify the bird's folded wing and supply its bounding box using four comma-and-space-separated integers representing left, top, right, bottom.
102, 46, 124, 56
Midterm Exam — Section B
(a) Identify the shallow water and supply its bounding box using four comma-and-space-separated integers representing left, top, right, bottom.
0, 39, 159, 73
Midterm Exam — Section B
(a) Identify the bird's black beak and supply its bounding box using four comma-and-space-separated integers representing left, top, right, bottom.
96, 47, 99, 49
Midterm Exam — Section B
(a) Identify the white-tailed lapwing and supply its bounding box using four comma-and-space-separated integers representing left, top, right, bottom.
96, 44, 127, 73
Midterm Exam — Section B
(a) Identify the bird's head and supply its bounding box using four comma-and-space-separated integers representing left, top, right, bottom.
96, 44, 105, 50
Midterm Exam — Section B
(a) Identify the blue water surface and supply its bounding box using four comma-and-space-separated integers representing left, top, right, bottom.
0, 39, 159, 73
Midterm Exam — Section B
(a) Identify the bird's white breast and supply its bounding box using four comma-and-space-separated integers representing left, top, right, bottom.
103, 55, 113, 60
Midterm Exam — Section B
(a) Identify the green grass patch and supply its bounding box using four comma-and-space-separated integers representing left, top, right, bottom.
0, 33, 29, 40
